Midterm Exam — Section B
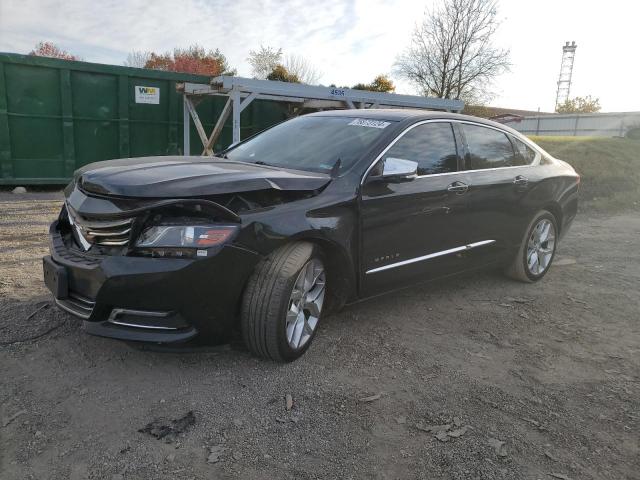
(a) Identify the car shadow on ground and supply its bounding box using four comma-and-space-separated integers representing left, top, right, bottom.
1, 265, 505, 363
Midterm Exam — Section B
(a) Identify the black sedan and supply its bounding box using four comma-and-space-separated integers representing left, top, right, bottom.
43, 110, 579, 361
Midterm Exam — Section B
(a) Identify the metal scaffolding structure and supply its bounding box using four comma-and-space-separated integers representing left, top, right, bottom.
555, 41, 577, 109
177, 76, 464, 155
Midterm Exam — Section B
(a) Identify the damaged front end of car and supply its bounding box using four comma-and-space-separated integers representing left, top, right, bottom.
45, 191, 260, 343
44, 157, 332, 344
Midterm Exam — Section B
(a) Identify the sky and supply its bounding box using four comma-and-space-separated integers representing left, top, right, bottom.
1, 0, 638, 112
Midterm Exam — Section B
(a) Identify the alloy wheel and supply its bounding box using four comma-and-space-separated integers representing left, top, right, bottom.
285, 259, 325, 350
526, 218, 556, 275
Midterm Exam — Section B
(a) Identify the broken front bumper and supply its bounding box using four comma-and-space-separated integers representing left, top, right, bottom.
44, 221, 261, 343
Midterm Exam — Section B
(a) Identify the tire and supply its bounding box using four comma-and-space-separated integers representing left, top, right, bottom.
505, 210, 558, 283
241, 242, 326, 362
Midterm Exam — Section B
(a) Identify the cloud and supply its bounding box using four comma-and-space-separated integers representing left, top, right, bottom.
0, 0, 424, 89
3, 0, 638, 111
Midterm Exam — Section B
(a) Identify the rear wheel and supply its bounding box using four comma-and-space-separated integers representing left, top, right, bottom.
241, 242, 326, 362
505, 210, 557, 283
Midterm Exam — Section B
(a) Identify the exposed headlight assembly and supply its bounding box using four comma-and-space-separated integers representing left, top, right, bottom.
135, 224, 238, 258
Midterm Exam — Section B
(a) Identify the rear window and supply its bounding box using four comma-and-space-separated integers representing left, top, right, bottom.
462, 124, 516, 170
511, 136, 538, 166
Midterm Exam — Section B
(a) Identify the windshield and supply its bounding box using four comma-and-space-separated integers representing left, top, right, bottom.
224, 116, 395, 174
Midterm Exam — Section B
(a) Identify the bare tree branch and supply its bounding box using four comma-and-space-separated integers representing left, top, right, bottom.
124, 51, 151, 68
282, 54, 322, 85
247, 46, 282, 79
395, 0, 510, 104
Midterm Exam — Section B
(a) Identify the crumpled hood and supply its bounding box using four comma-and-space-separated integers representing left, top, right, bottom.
76, 156, 331, 198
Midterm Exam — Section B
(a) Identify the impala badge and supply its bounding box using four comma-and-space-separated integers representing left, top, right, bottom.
373, 253, 400, 263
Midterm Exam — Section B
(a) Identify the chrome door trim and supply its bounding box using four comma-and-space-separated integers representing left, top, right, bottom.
360, 119, 542, 186
365, 240, 495, 274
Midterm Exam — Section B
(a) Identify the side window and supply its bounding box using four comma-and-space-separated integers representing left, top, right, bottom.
462, 124, 516, 170
510, 136, 538, 166
382, 122, 459, 176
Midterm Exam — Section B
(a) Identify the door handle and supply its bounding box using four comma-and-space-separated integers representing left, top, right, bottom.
447, 181, 468, 194
513, 175, 529, 186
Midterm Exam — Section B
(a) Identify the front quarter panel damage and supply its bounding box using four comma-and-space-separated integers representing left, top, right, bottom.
235, 185, 360, 309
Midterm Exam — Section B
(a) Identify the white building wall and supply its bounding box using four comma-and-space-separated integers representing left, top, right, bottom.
504, 112, 640, 137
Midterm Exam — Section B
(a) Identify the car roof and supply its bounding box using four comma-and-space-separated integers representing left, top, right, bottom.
308, 108, 522, 136
310, 108, 452, 121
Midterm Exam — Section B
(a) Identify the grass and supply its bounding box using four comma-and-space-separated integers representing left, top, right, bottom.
529, 136, 640, 212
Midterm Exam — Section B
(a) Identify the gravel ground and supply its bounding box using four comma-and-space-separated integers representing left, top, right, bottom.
1, 193, 638, 480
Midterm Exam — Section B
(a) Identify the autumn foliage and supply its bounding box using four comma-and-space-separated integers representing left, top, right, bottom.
556, 96, 601, 114
30, 41, 78, 61
143, 45, 235, 76
353, 75, 396, 93
266, 65, 300, 83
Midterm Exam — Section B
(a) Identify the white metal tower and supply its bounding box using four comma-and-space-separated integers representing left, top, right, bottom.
555, 41, 577, 110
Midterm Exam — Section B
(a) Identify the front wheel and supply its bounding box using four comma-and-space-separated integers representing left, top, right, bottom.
240, 242, 326, 362
505, 210, 558, 283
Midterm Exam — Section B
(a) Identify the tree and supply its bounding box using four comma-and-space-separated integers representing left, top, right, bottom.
266, 65, 300, 83
248, 46, 282, 79
556, 95, 601, 114
248, 47, 321, 84
30, 41, 78, 61
144, 45, 235, 76
461, 104, 494, 117
395, 0, 510, 103
282, 54, 322, 85
124, 51, 151, 68
353, 74, 396, 92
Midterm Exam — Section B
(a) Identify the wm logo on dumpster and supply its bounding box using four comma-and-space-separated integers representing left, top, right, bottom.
134, 85, 160, 104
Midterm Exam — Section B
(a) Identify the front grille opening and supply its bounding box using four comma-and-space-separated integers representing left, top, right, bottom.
76, 217, 133, 246
67, 205, 134, 249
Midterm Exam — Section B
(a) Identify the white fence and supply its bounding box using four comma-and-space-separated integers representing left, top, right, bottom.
503, 112, 640, 137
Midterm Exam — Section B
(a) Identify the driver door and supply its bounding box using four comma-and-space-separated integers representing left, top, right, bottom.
359, 122, 471, 296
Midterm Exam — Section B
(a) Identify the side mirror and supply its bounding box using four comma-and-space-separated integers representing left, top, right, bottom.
371, 157, 418, 183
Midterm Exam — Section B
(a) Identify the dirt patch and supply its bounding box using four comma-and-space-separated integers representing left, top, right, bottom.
1, 194, 638, 479
138, 411, 196, 443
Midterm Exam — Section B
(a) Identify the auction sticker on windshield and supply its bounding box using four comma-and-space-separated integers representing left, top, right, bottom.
348, 118, 391, 129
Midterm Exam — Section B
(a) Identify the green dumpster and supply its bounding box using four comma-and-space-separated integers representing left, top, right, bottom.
0, 52, 289, 185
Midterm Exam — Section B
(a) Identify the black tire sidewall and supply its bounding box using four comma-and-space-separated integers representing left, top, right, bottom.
274, 247, 325, 362
521, 212, 558, 282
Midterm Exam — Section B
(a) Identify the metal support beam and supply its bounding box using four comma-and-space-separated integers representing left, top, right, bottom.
202, 96, 232, 155
178, 75, 464, 157
184, 96, 211, 154
231, 87, 241, 145
239, 92, 258, 113
182, 83, 306, 105
210, 76, 464, 111
183, 95, 190, 155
